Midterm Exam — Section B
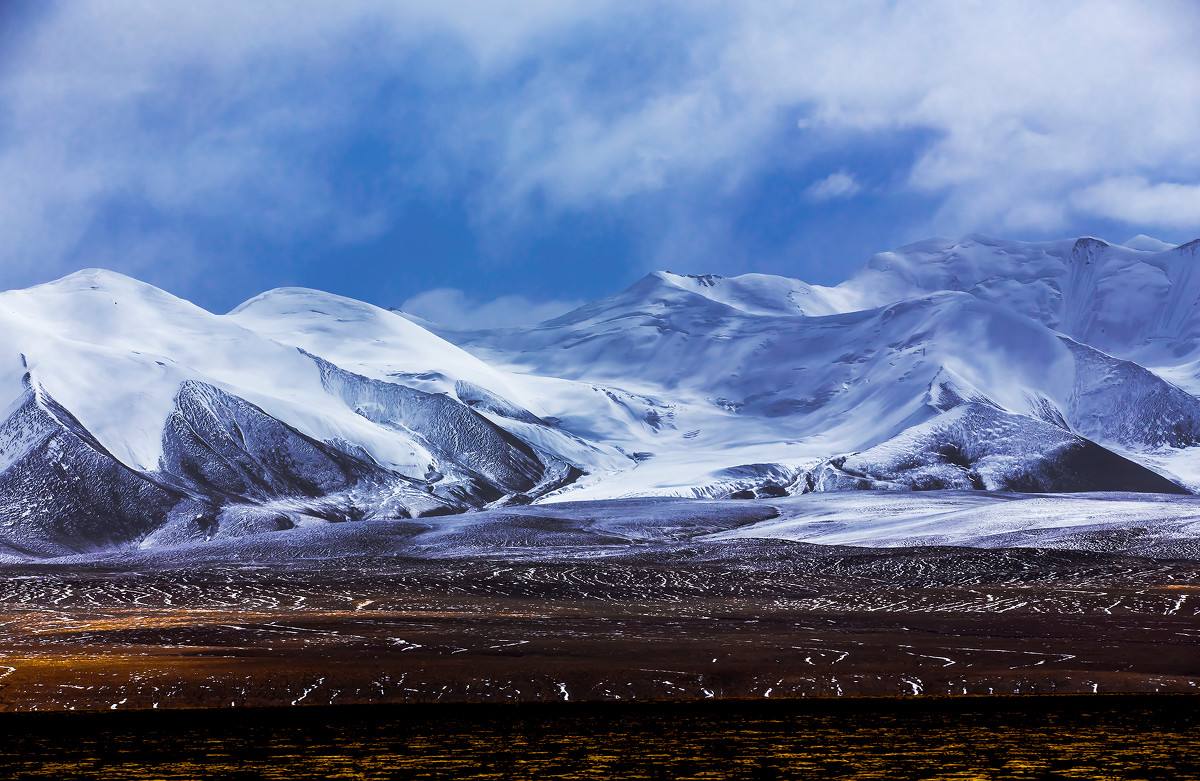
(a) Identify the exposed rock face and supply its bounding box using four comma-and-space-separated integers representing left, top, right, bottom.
0, 381, 185, 556
802, 403, 1186, 495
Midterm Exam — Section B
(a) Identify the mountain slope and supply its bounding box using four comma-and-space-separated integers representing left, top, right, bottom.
0, 271, 613, 554
452, 276, 1200, 498
804, 402, 1185, 495
228, 287, 631, 479
842, 235, 1200, 384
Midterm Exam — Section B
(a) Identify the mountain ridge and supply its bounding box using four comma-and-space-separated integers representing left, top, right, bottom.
1, 233, 1198, 557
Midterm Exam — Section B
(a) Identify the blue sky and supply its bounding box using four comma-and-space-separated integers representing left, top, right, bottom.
1, 1, 1198, 325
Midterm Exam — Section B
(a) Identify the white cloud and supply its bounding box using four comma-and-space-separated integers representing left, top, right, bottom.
400, 288, 581, 330
0, 1, 622, 283
0, 0, 1197, 285
1072, 177, 1200, 230
475, 1, 1200, 233
806, 171, 861, 201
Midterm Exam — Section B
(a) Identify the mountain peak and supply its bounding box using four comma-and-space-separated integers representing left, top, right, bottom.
1124, 234, 1175, 252
10, 269, 224, 323
35, 267, 156, 294
228, 285, 386, 318
656, 270, 724, 286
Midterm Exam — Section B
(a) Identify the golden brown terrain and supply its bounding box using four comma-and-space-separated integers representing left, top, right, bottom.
0, 544, 1195, 711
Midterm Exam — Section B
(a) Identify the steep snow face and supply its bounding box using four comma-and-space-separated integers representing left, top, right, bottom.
1065, 341, 1200, 449
843, 235, 1200, 381
842, 236, 1077, 324
312, 357, 550, 496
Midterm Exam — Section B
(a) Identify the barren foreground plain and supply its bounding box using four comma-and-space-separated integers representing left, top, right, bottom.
0, 541, 1195, 711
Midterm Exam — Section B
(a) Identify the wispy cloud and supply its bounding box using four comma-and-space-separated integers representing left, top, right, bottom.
400, 288, 581, 330
1072, 177, 1200, 230
806, 172, 861, 201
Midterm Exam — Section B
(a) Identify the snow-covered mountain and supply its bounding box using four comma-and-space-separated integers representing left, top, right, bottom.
1, 233, 1198, 556
0, 270, 624, 555
453, 237, 1200, 500
845, 235, 1200, 384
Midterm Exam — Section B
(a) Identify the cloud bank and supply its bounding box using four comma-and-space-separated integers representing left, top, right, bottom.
1073, 177, 1200, 230
0, 0, 1196, 301
400, 288, 582, 330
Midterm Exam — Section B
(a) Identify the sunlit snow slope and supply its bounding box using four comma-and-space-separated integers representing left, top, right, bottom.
0, 271, 616, 555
